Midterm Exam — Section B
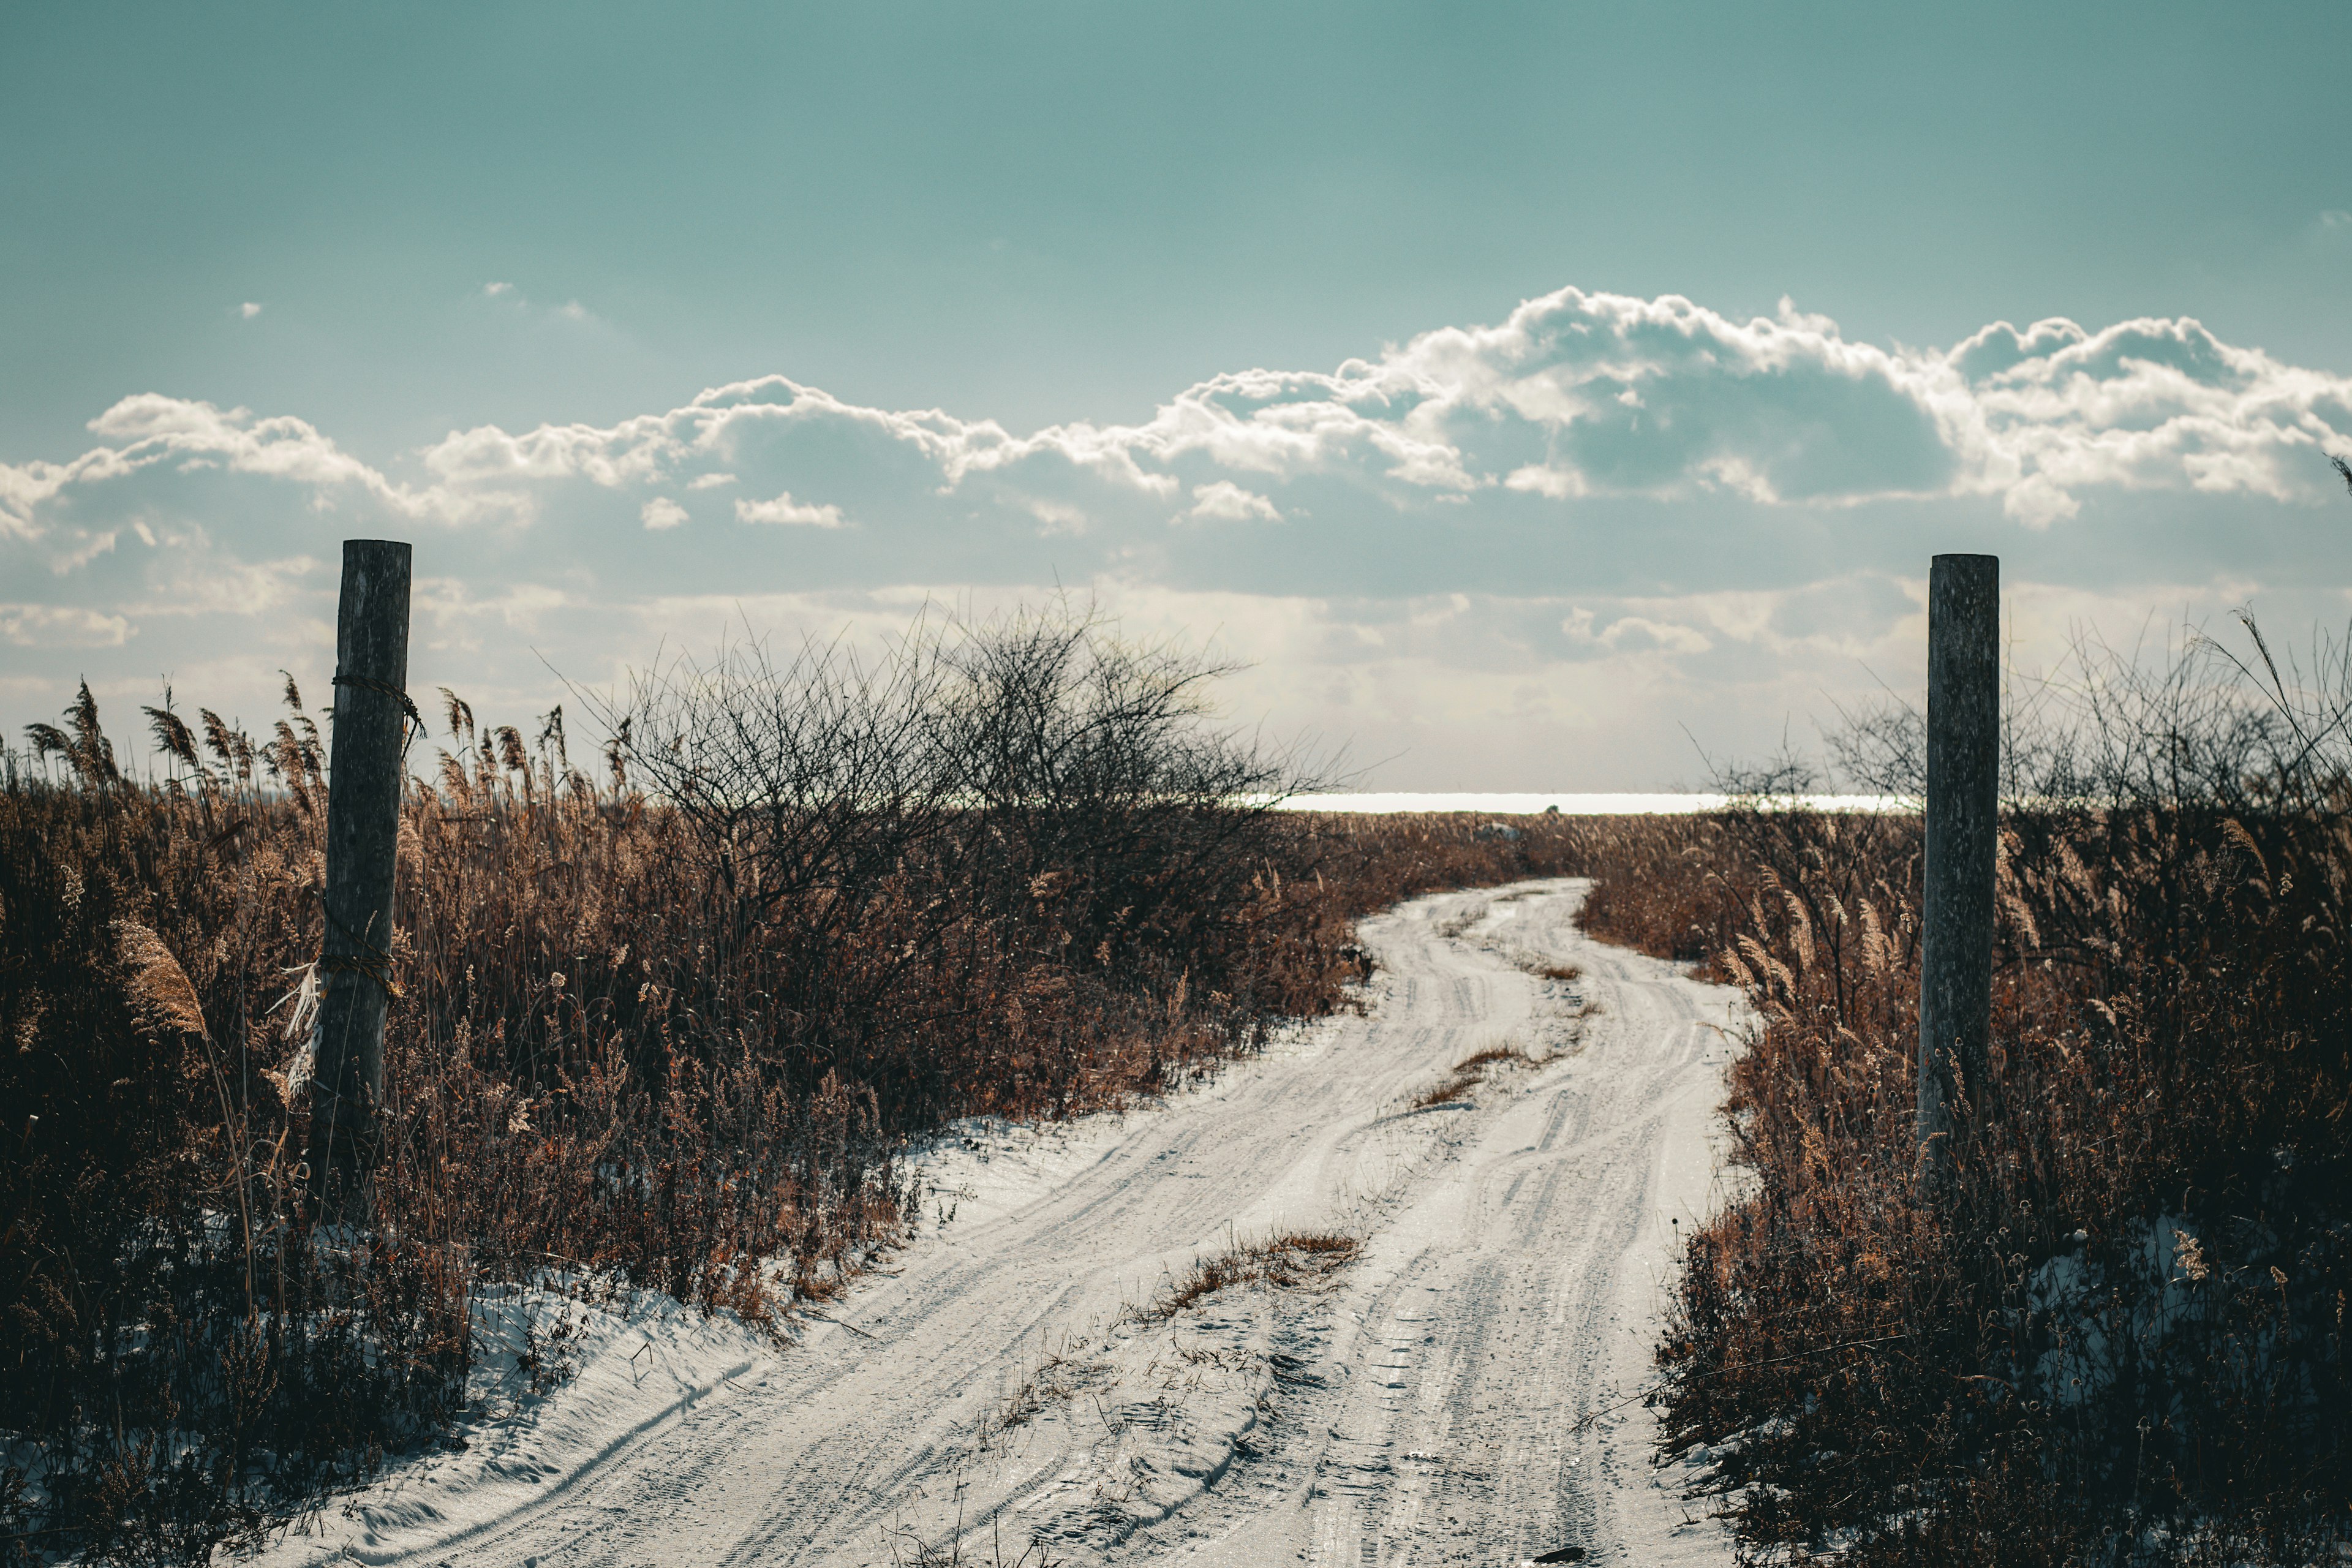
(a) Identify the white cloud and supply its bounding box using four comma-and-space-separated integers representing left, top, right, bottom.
735, 490, 846, 527
8, 290, 2350, 560
1187, 480, 1281, 522
124, 550, 323, 617
1025, 497, 1088, 534
239, 302, 262, 319
1562, 609, 1713, 657
559, 301, 589, 322
483, 281, 515, 297
0, 604, 133, 647
0, 395, 512, 546
412, 579, 573, 636
7, 285, 2352, 783
375, 290, 2352, 539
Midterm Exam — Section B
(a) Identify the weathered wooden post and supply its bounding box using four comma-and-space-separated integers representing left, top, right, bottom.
1917, 553, 1999, 1181
308, 539, 413, 1210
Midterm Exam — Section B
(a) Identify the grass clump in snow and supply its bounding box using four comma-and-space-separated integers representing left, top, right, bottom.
1141, 1231, 1362, 1321
1411, 1038, 1537, 1109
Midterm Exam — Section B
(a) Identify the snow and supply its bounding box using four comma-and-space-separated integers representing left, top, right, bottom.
233, 880, 1745, 1567
247, 1284, 771, 1567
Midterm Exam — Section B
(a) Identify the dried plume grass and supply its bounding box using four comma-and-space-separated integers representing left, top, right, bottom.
1611, 630, 2352, 1566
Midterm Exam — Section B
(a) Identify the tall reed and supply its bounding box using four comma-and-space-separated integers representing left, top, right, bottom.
1634, 631, 2352, 1565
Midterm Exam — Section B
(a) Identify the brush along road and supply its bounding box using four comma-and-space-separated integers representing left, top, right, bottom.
258, 880, 1741, 1568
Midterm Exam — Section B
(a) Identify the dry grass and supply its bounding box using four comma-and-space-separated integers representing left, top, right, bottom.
984, 1346, 1101, 1438
62, 597, 2352, 1563
1139, 1231, 1362, 1321
0, 628, 1616, 1562
1411, 1038, 1536, 1109
1629, 633, 2352, 1564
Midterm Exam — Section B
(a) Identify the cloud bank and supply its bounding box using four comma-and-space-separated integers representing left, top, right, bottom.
14, 287, 2348, 555
6, 285, 2351, 786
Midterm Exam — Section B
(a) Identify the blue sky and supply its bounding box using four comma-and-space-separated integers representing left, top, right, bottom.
6, 2, 2352, 787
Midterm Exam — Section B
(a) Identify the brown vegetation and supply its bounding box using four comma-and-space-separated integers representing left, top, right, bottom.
0, 614, 1607, 1564
1627, 638, 2352, 1565
1140, 1231, 1362, 1321
24, 594, 2343, 1566
1410, 1038, 1536, 1109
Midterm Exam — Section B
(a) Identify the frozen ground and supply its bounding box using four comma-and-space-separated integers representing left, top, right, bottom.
247, 880, 1744, 1568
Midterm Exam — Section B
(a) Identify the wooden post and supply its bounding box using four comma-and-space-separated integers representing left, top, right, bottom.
308, 539, 412, 1210
1917, 553, 1999, 1179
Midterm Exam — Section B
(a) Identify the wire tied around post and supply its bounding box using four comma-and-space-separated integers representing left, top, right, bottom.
317, 895, 403, 1000
331, 669, 423, 752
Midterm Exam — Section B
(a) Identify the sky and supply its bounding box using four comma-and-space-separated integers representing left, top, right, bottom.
6, 1, 2352, 789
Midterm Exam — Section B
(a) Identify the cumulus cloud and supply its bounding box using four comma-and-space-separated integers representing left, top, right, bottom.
388, 288, 2352, 537
239, 302, 262, 319
1188, 480, 1281, 522
734, 490, 846, 528
13, 287, 2350, 555
1945, 314, 2352, 523
1561, 608, 1713, 657
123, 550, 322, 618
10, 283, 2352, 787
0, 394, 508, 544
412, 579, 573, 639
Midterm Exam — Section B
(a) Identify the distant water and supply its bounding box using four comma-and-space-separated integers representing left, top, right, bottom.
1273, 792, 1913, 815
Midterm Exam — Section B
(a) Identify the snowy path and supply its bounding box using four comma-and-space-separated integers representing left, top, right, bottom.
254, 880, 1743, 1568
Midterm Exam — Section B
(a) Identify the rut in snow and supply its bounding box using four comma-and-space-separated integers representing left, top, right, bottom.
253, 880, 1743, 1568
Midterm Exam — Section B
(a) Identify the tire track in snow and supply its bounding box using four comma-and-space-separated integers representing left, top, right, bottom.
1171, 881, 1743, 1568
271, 879, 1740, 1568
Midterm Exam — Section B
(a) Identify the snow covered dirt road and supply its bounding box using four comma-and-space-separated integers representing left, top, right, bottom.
256, 880, 1743, 1568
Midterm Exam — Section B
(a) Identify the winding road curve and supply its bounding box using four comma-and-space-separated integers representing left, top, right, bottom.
304, 879, 1743, 1567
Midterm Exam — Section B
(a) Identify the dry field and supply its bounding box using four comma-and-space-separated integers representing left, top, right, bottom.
0, 613, 1605, 1563
6, 610, 2352, 1565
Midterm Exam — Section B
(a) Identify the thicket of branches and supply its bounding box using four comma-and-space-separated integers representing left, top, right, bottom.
595, 608, 1351, 1122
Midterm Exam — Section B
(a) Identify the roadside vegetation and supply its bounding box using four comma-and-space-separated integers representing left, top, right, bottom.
1139, 1230, 1362, 1322
0, 607, 1596, 1564
1594, 628, 2352, 1564
12, 586, 2350, 1565
1410, 1037, 1540, 1110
